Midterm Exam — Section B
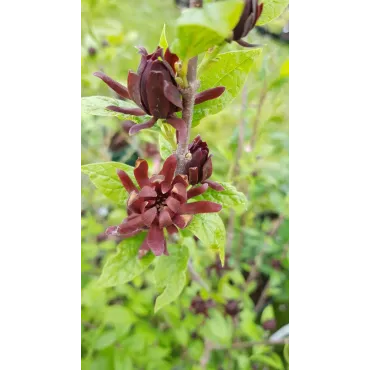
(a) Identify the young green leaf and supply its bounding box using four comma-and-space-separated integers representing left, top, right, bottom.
159, 24, 168, 50
98, 234, 155, 287
283, 344, 289, 364
81, 162, 135, 205
154, 244, 189, 313
186, 213, 226, 266
196, 182, 247, 209
193, 49, 262, 126
250, 353, 285, 370
201, 310, 233, 345
158, 123, 176, 159
81, 96, 146, 122
171, 0, 244, 60
257, 0, 289, 26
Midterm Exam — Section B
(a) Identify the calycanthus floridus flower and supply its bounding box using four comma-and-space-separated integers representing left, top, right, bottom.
94, 46, 225, 143
229, 0, 264, 47
106, 155, 222, 257
185, 135, 224, 191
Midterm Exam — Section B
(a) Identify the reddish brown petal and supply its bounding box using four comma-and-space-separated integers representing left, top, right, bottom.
138, 238, 150, 258
127, 71, 144, 109
142, 207, 157, 226
163, 240, 169, 256
201, 155, 213, 182
106, 105, 146, 116
179, 201, 222, 215
163, 80, 183, 109
93, 71, 130, 100
106, 225, 141, 238
171, 182, 187, 203
117, 169, 138, 193
146, 224, 166, 256
187, 183, 209, 199
172, 174, 189, 188
166, 116, 187, 144
127, 191, 143, 213
159, 209, 173, 228
117, 214, 145, 234
166, 196, 181, 213
147, 70, 170, 118
189, 167, 199, 185
194, 86, 225, 105
164, 47, 179, 73
166, 225, 178, 235
150, 174, 165, 184
122, 120, 136, 133
257, 3, 264, 20
139, 186, 157, 198
173, 214, 193, 229
137, 46, 148, 56
159, 154, 177, 193
134, 159, 150, 188
203, 180, 225, 191
129, 117, 157, 136
237, 39, 260, 48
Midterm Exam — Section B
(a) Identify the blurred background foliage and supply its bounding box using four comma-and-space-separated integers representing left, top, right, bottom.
82, 0, 289, 369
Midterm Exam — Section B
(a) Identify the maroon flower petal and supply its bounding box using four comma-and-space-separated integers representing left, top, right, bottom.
106, 225, 141, 238
138, 186, 157, 198
164, 47, 179, 73
194, 86, 225, 105
146, 224, 166, 256
137, 46, 148, 56
142, 207, 157, 226
163, 80, 183, 109
172, 174, 189, 188
166, 225, 178, 235
147, 70, 170, 118
171, 182, 187, 203
127, 71, 144, 109
166, 116, 187, 144
127, 191, 143, 213
106, 105, 146, 116
236, 39, 260, 48
117, 214, 145, 234
189, 167, 199, 185
150, 174, 165, 184
93, 71, 130, 100
138, 238, 150, 258
134, 159, 150, 188
201, 155, 213, 182
129, 117, 157, 136
173, 214, 193, 229
203, 180, 225, 191
187, 183, 209, 199
179, 201, 222, 215
159, 209, 173, 228
159, 154, 177, 193
122, 120, 136, 133
166, 196, 181, 213
117, 169, 138, 193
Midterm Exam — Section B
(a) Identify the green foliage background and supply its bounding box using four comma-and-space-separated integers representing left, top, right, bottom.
82, 0, 289, 369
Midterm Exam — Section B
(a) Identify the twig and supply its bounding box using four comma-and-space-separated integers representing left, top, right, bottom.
255, 281, 270, 312
200, 340, 213, 369
175, 1, 202, 175
249, 83, 267, 150
188, 259, 210, 292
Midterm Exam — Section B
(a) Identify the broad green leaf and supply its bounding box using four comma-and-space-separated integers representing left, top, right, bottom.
193, 49, 262, 126
158, 123, 176, 159
187, 213, 226, 266
250, 353, 284, 370
261, 304, 275, 322
171, 0, 244, 60
154, 244, 189, 312
202, 309, 233, 345
196, 182, 247, 209
158, 134, 174, 160
94, 331, 117, 350
81, 162, 134, 205
81, 96, 145, 122
283, 344, 289, 364
159, 24, 168, 50
257, 0, 289, 26
98, 234, 155, 287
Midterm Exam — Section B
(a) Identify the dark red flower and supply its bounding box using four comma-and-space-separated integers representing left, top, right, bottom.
224, 300, 242, 317
190, 295, 215, 317
207, 253, 232, 277
262, 319, 277, 331
106, 155, 222, 256
230, 0, 264, 47
185, 135, 224, 191
94, 47, 225, 143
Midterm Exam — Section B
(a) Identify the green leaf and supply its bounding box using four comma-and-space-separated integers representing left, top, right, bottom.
98, 234, 155, 287
172, 0, 244, 60
154, 244, 189, 313
193, 49, 262, 126
158, 123, 176, 160
186, 213, 226, 266
257, 0, 289, 26
81, 96, 145, 122
196, 182, 247, 209
202, 309, 233, 345
261, 304, 275, 323
159, 24, 168, 50
250, 353, 285, 370
94, 331, 116, 350
283, 344, 289, 364
81, 162, 134, 205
